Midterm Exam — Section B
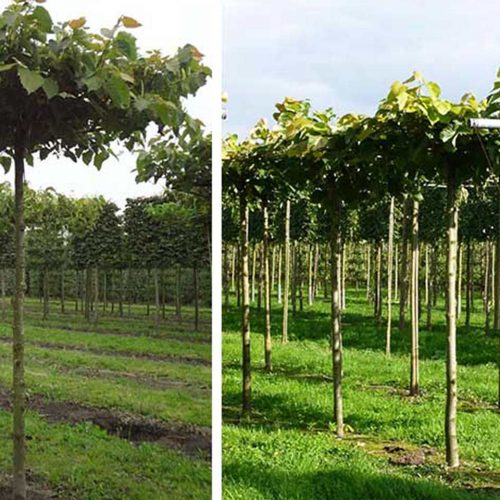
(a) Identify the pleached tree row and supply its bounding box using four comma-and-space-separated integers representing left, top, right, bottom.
223, 71, 500, 468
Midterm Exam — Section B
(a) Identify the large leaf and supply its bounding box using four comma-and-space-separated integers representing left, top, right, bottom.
18, 67, 45, 94
104, 74, 130, 108
32, 6, 52, 32
69, 17, 86, 30
122, 16, 142, 28
154, 99, 179, 125
114, 31, 138, 60
42, 77, 59, 99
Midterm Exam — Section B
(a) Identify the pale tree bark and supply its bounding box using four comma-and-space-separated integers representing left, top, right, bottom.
445, 166, 460, 468
366, 244, 371, 302
193, 264, 199, 332
484, 242, 491, 336
251, 244, 257, 304
271, 245, 276, 294
240, 197, 251, 415
312, 243, 320, 302
42, 267, 49, 320
386, 197, 395, 356
399, 198, 409, 330
154, 267, 161, 330
375, 241, 382, 323
330, 197, 344, 438
291, 242, 297, 317
465, 240, 472, 331
1, 268, 6, 320
394, 245, 399, 299
231, 245, 236, 292
341, 242, 346, 310
277, 245, 282, 304
308, 244, 313, 306
263, 203, 272, 372
457, 244, 463, 320
282, 200, 290, 344
426, 246, 434, 331
410, 200, 419, 396
13, 147, 27, 499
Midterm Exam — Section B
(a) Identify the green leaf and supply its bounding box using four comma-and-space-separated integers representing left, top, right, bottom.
114, 31, 138, 60
32, 6, 53, 32
82, 75, 102, 92
42, 77, 59, 99
94, 150, 109, 170
82, 150, 93, 165
134, 96, 151, 112
101, 28, 114, 39
104, 74, 130, 108
18, 67, 45, 94
154, 99, 178, 125
0, 63, 16, 72
0, 156, 11, 173
427, 81, 441, 98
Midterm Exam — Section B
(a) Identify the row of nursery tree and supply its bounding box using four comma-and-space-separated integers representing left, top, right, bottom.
0, 184, 210, 327
223, 70, 500, 470
0, 1, 212, 496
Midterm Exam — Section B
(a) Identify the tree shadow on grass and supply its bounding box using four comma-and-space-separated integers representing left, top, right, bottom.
224, 303, 499, 367
224, 458, 495, 500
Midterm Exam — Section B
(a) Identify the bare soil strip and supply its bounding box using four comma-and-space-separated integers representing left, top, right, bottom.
0, 388, 211, 459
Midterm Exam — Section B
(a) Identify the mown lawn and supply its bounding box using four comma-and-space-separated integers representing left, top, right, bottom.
0, 300, 211, 499
223, 290, 500, 499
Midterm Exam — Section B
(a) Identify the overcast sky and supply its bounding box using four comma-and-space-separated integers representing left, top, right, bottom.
0, 0, 215, 208
223, 0, 500, 137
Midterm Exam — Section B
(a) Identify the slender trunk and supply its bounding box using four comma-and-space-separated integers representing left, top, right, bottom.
93, 267, 99, 323
445, 165, 460, 468
485, 242, 491, 336
312, 243, 320, 302
394, 245, 399, 299
426, 246, 433, 331
251, 244, 257, 303
60, 267, 65, 314
84, 268, 91, 320
410, 200, 419, 396
330, 196, 343, 438
277, 245, 282, 304
231, 245, 236, 292
375, 241, 382, 323
366, 244, 371, 302
176, 265, 182, 320
224, 243, 230, 309
282, 200, 290, 344
103, 272, 107, 312
193, 265, 199, 332
240, 197, 251, 415
307, 244, 313, 306
386, 197, 395, 356
13, 147, 27, 499
298, 245, 304, 312
1, 268, 5, 320
341, 242, 346, 310
271, 245, 276, 294
154, 268, 160, 330
257, 244, 263, 312
399, 198, 409, 330
236, 245, 241, 307
263, 203, 272, 371
465, 240, 472, 331
457, 244, 463, 319
119, 270, 124, 317
291, 242, 297, 318
43, 267, 49, 320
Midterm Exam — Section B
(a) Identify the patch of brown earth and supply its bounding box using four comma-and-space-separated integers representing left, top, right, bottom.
383, 444, 436, 466
0, 389, 211, 459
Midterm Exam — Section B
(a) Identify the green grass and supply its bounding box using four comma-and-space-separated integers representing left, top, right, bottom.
223, 289, 500, 499
0, 300, 211, 498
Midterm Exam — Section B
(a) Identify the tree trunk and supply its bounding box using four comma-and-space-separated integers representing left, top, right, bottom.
291, 242, 297, 318
366, 244, 371, 302
84, 268, 91, 320
193, 265, 199, 332
313, 243, 320, 302
386, 197, 395, 356
277, 245, 282, 304
240, 197, 251, 415
375, 241, 382, 323
103, 272, 107, 312
410, 200, 419, 396
399, 198, 410, 330
282, 200, 290, 344
330, 196, 344, 438
1, 268, 5, 320
426, 246, 433, 331
176, 265, 182, 320
465, 240, 472, 331
341, 242, 346, 310
13, 147, 27, 499
263, 203, 272, 372
485, 242, 491, 336
257, 244, 263, 312
154, 268, 160, 330
445, 165, 460, 468
60, 268, 65, 314
457, 244, 463, 320
251, 244, 257, 304
93, 267, 99, 323
43, 267, 49, 320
